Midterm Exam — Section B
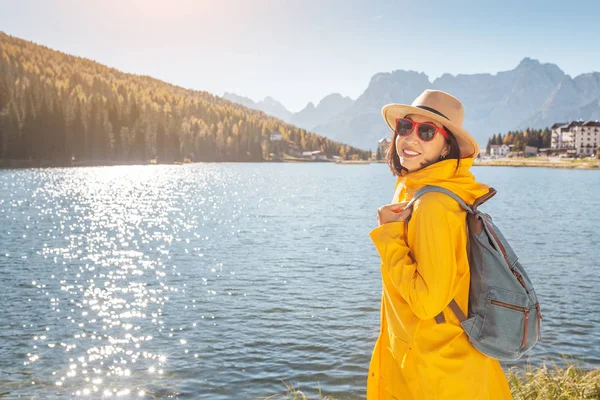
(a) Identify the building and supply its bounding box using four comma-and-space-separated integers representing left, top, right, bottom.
539, 147, 570, 157
287, 142, 302, 157
269, 152, 282, 162
377, 137, 392, 158
551, 120, 600, 156
576, 121, 600, 156
490, 144, 510, 157
550, 122, 568, 148
524, 146, 539, 157
301, 150, 327, 161
270, 131, 283, 141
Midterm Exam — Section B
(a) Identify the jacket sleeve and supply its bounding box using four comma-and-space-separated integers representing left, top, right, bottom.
369, 195, 465, 320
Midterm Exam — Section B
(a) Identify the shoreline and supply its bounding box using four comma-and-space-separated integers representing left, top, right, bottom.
0, 158, 377, 169
3, 158, 599, 170
474, 158, 600, 169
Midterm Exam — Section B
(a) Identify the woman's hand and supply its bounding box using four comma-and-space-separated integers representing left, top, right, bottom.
377, 202, 412, 226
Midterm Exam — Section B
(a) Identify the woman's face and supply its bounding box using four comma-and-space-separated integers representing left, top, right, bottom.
395, 113, 450, 172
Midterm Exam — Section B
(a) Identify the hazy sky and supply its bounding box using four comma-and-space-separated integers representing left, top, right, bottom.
1, 0, 599, 111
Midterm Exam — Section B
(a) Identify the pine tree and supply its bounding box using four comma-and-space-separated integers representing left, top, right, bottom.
131, 121, 147, 162
542, 128, 551, 148
3, 102, 21, 159
50, 98, 68, 164
0, 73, 9, 112
70, 100, 86, 162
156, 121, 166, 163
21, 94, 38, 160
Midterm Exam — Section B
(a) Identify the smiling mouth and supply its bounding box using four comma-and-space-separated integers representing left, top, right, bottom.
402, 148, 421, 157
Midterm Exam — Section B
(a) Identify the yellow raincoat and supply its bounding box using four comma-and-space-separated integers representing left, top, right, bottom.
367, 158, 512, 400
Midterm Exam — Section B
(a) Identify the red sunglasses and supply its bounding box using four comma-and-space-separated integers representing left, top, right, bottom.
395, 118, 449, 142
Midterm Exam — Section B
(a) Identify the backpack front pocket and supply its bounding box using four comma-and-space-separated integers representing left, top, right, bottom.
478, 286, 530, 354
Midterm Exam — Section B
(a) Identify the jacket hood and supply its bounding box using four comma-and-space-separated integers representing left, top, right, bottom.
393, 158, 489, 204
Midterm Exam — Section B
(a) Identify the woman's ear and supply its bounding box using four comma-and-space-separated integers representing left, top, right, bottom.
442, 143, 451, 157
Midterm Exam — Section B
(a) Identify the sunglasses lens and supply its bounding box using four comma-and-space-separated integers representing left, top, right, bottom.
396, 119, 414, 136
417, 124, 437, 141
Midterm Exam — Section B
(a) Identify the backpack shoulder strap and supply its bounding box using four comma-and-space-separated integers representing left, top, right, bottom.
405, 185, 474, 214
472, 187, 497, 211
404, 186, 498, 325
404, 185, 472, 325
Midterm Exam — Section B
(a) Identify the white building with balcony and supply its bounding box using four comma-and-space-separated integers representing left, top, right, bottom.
551, 120, 600, 156
576, 121, 600, 156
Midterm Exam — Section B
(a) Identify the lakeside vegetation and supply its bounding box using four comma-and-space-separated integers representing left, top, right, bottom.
272, 363, 600, 400
486, 128, 552, 154
0, 32, 369, 167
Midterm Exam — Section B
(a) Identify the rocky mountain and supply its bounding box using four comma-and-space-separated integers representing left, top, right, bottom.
225, 58, 600, 152
312, 70, 431, 151
290, 93, 354, 131
433, 58, 567, 145
222, 92, 293, 122
312, 58, 589, 150
223, 92, 354, 132
519, 72, 600, 129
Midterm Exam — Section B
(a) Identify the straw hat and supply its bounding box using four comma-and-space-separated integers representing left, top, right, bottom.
382, 89, 479, 158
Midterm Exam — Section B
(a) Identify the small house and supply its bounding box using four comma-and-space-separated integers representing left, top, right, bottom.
490, 144, 510, 157
524, 146, 539, 157
269, 153, 282, 162
287, 142, 302, 157
302, 150, 327, 161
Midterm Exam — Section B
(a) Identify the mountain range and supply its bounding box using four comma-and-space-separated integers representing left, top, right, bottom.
225, 58, 600, 150
222, 92, 354, 134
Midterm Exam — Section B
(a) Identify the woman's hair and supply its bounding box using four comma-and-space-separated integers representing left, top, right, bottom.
386, 125, 461, 176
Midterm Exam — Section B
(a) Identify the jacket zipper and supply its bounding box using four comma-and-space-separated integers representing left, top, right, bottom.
490, 300, 530, 348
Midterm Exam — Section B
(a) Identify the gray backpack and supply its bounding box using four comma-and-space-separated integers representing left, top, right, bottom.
405, 186, 543, 361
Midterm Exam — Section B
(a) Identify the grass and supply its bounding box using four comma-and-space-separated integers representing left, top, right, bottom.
262, 380, 334, 400
507, 361, 600, 400
272, 362, 600, 400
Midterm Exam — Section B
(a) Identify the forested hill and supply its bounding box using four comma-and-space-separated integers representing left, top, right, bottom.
0, 32, 369, 166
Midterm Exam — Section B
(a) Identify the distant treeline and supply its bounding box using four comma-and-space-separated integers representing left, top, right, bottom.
0, 32, 369, 166
486, 128, 551, 154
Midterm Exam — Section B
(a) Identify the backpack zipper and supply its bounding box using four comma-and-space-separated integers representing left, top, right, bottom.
535, 303, 542, 341
490, 300, 530, 348
483, 219, 529, 290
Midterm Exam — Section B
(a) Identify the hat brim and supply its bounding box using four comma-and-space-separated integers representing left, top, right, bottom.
382, 104, 479, 158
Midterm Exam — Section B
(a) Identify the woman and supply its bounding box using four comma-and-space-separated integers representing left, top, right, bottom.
367, 90, 512, 399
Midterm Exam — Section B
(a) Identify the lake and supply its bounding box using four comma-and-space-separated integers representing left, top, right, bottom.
0, 163, 598, 399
